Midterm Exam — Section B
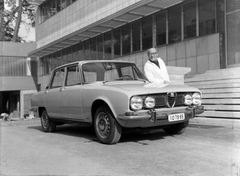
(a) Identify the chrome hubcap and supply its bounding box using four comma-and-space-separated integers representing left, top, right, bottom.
96, 112, 110, 138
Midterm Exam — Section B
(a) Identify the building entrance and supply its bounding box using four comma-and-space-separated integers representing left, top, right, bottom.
0, 91, 20, 118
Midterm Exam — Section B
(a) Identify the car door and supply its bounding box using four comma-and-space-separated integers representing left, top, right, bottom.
44, 68, 65, 118
58, 64, 84, 120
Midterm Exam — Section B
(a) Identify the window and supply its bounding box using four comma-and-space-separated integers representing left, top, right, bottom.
183, 1, 196, 39
97, 35, 104, 60
142, 16, 153, 50
56, 0, 61, 12
104, 32, 112, 60
61, 0, 66, 10
226, 0, 240, 13
66, 65, 80, 86
168, 5, 182, 44
227, 11, 240, 65
113, 29, 121, 57
72, 44, 78, 62
84, 40, 90, 60
132, 21, 140, 52
67, 46, 72, 62
66, 0, 71, 7
156, 12, 167, 46
77, 42, 84, 61
199, 0, 216, 36
51, 68, 65, 88
122, 24, 131, 55
90, 38, 97, 60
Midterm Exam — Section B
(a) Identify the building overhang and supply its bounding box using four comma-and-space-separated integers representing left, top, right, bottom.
0, 76, 37, 91
28, 0, 183, 58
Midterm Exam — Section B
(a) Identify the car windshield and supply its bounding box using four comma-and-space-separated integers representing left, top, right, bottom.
82, 62, 147, 83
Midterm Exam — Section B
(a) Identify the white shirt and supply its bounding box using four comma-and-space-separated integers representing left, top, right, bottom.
144, 57, 170, 84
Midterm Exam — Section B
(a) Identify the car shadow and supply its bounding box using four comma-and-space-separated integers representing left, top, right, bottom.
120, 129, 169, 145
28, 124, 173, 144
188, 123, 224, 129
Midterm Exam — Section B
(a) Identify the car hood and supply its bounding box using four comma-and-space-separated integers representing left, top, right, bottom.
99, 81, 200, 94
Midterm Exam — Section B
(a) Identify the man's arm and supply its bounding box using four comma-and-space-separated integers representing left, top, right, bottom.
144, 64, 164, 84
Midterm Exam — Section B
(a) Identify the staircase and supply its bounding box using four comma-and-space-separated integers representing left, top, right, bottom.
185, 67, 240, 119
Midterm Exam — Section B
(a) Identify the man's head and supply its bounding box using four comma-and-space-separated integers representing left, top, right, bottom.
147, 48, 159, 61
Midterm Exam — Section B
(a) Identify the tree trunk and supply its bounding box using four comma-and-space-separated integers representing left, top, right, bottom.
12, 0, 23, 42
0, 0, 4, 41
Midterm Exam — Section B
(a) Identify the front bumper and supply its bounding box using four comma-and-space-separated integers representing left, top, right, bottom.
117, 105, 204, 128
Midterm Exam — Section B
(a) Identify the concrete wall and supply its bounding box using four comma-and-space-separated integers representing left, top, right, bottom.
36, 0, 142, 48
0, 42, 36, 57
0, 76, 37, 91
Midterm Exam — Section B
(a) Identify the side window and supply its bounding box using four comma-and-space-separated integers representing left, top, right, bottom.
66, 65, 81, 86
50, 68, 65, 88
83, 71, 97, 83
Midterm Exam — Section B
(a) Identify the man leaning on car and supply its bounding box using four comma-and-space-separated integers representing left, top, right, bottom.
144, 47, 170, 84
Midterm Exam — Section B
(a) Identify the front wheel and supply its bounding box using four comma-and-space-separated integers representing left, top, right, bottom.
163, 120, 189, 134
41, 109, 56, 132
94, 106, 122, 144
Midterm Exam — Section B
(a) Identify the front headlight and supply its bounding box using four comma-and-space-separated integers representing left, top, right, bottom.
192, 93, 202, 105
144, 96, 155, 108
184, 94, 193, 105
130, 96, 143, 110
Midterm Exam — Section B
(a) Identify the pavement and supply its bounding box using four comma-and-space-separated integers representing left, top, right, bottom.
1, 117, 240, 129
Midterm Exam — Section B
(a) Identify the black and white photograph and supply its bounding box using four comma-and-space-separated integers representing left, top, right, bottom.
0, 0, 240, 175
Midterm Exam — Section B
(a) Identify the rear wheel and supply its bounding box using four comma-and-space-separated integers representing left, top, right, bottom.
41, 109, 56, 132
94, 106, 122, 144
163, 120, 189, 134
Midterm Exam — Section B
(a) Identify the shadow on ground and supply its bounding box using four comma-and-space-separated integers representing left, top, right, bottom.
28, 124, 172, 144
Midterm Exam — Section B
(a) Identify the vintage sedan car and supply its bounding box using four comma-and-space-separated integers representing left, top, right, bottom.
31, 60, 204, 144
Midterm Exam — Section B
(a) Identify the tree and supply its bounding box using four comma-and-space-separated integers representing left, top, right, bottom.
1, 0, 36, 42
0, 0, 4, 40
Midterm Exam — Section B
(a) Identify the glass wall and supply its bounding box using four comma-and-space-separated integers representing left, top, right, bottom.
122, 24, 131, 55
132, 21, 141, 52
226, 0, 240, 65
142, 16, 153, 50
113, 29, 121, 58
156, 12, 167, 46
84, 40, 90, 60
199, 0, 216, 36
90, 38, 97, 60
97, 35, 104, 60
168, 5, 181, 44
183, 1, 196, 39
104, 32, 112, 60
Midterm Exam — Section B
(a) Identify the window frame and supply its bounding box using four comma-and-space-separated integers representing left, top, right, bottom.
65, 64, 81, 87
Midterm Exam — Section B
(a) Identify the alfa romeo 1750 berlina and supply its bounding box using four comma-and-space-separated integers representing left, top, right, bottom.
31, 60, 204, 144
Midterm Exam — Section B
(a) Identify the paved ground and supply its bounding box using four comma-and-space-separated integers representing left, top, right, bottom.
0, 118, 240, 176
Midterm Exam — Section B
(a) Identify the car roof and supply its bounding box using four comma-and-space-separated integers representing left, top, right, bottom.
54, 60, 135, 70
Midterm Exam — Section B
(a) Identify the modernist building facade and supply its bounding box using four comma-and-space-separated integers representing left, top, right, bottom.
28, 0, 240, 90
0, 42, 37, 118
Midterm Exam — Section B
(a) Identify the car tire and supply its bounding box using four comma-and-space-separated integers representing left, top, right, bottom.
41, 109, 56, 132
94, 105, 122, 144
163, 120, 189, 134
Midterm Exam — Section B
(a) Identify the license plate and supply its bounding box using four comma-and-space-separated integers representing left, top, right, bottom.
168, 113, 185, 122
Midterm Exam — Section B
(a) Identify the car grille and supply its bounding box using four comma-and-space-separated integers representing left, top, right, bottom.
153, 93, 185, 108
